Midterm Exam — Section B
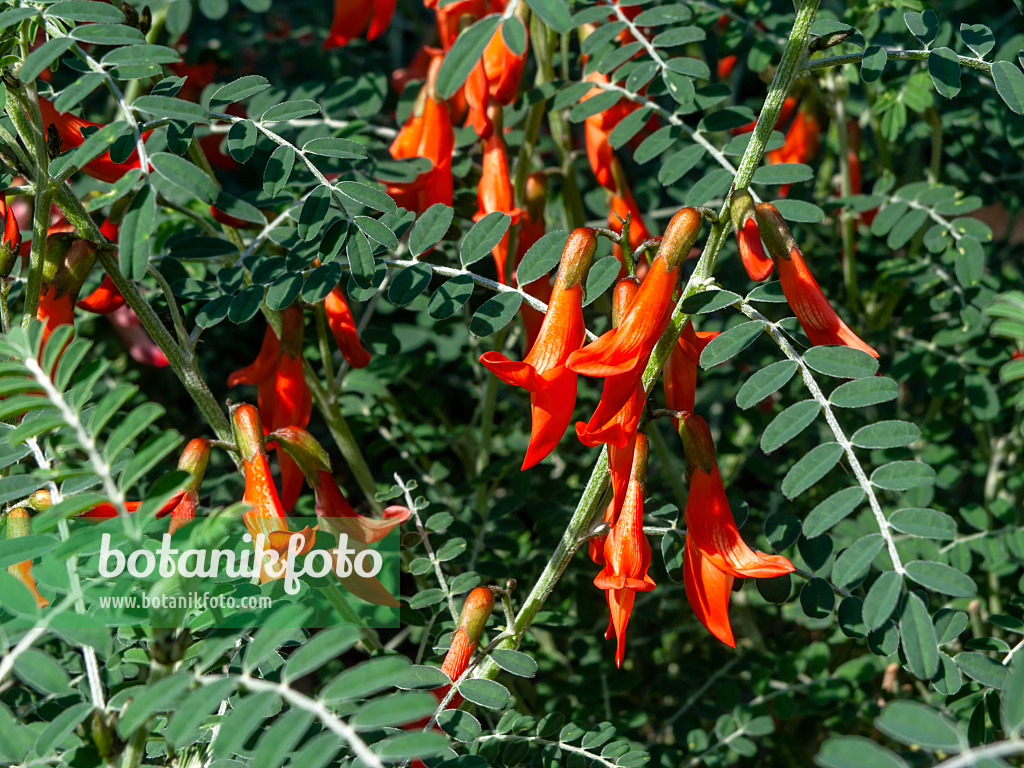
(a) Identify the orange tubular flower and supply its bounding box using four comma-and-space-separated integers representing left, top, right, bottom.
76, 439, 208, 532
766, 108, 820, 196
228, 308, 313, 511
8, 508, 48, 608
717, 54, 738, 80
480, 228, 597, 469
482, 25, 527, 105
575, 277, 644, 449
594, 434, 655, 668
77, 275, 125, 314
38, 98, 148, 184
755, 203, 879, 358
0, 196, 22, 277
387, 89, 455, 214
324, 286, 371, 368
38, 235, 96, 355
323, 0, 396, 49
431, 0, 494, 51
588, 429, 638, 565
663, 320, 720, 427
730, 95, 798, 136
312, 469, 410, 543
680, 415, 795, 647
568, 208, 701, 392
232, 404, 317, 584
730, 189, 773, 282
475, 127, 523, 282
437, 587, 496, 708
514, 173, 552, 351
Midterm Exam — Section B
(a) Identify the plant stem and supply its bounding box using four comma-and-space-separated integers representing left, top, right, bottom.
304, 362, 383, 513
830, 73, 861, 314
53, 186, 234, 446
537, 22, 584, 230
473, 0, 822, 679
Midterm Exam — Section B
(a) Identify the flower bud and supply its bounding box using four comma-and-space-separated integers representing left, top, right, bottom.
753, 202, 798, 262
679, 413, 718, 479
656, 208, 702, 270
557, 227, 597, 289
730, 190, 773, 281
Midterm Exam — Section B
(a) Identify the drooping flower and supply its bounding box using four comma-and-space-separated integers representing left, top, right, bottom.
228, 307, 313, 511
730, 95, 798, 136
568, 209, 702, 435
730, 189, 773, 282
0, 195, 22, 277
107, 305, 170, 367
386, 83, 455, 214
440, 586, 495, 697
37, 234, 96, 356
479, 228, 596, 469
755, 203, 879, 358
77, 439, 210, 533
323, 0, 396, 49
766, 108, 820, 196
475, 126, 523, 282
37, 98, 149, 184
324, 285, 371, 368
593, 433, 655, 668
514, 172, 552, 351
663, 320, 720, 427
679, 415, 795, 647
588, 430, 638, 565
575, 277, 645, 449
267, 424, 409, 544
231, 404, 317, 583
430, 0, 498, 51
464, 25, 528, 137
7, 507, 48, 608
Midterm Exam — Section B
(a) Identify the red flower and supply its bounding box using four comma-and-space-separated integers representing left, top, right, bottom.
755, 203, 878, 358
730, 189, 773, 282
37, 98, 149, 184
514, 172, 552, 351
663, 320, 720, 425
569, 208, 700, 376
479, 228, 596, 469
313, 469, 409, 544
7, 508, 49, 608
593, 433, 655, 668
323, 0, 396, 49
730, 96, 798, 136
766, 108, 820, 196
465, 26, 528, 137
324, 286, 371, 368
108, 305, 170, 367
717, 54, 738, 80
387, 93, 455, 215
575, 278, 645, 449
430, 0, 498, 51
679, 415, 795, 647
588, 431, 638, 565
228, 308, 313, 511
77, 275, 125, 314
475, 128, 523, 282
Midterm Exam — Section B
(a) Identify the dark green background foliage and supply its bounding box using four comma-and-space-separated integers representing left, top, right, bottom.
1, 0, 1024, 767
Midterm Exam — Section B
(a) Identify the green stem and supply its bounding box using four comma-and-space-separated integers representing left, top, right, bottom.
304, 363, 383, 513
536, 21, 584, 230
322, 583, 384, 652
5, 87, 51, 328
473, 0, 822, 679
51, 184, 235, 445
830, 75, 861, 314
